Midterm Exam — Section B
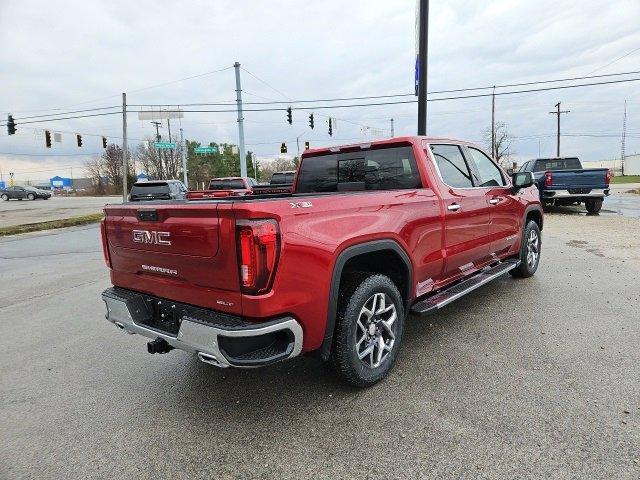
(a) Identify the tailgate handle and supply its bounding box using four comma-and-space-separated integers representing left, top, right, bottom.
138, 210, 159, 222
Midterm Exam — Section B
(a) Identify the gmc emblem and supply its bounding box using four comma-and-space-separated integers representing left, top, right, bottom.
132, 229, 171, 246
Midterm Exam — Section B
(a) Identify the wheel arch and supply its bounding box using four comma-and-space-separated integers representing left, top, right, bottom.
320, 239, 413, 360
524, 204, 543, 231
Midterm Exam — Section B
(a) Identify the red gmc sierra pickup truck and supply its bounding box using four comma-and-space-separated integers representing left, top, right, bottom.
101, 136, 543, 386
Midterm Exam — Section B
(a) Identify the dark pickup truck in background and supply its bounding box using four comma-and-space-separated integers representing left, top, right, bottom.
518, 157, 610, 213
251, 170, 296, 195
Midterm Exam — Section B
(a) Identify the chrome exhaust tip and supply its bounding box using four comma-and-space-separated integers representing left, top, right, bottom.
198, 352, 227, 368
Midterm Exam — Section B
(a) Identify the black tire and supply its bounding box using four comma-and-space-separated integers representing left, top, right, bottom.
510, 220, 542, 278
585, 198, 602, 214
0, 194, 7, 201
27, 193, 35, 201
330, 273, 405, 387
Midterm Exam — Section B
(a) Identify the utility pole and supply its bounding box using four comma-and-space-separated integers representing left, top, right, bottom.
151, 120, 164, 179
390, 118, 395, 137
180, 127, 188, 186
491, 86, 496, 158
234, 62, 247, 178
621, 99, 627, 176
416, 0, 429, 135
122, 92, 128, 203
252, 153, 258, 182
151, 121, 162, 141
549, 102, 570, 157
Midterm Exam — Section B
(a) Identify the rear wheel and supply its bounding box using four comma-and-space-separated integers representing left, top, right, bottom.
510, 220, 541, 278
585, 198, 602, 214
1, 194, 7, 201
27, 193, 35, 201
330, 273, 405, 387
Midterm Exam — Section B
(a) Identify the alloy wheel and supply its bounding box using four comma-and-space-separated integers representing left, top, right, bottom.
526, 230, 539, 268
354, 292, 398, 369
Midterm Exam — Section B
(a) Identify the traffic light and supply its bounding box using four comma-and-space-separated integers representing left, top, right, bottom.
7, 115, 16, 135
328, 118, 333, 137
304, 141, 310, 150
280, 142, 287, 154
286, 106, 292, 125
102, 136, 107, 148
309, 113, 314, 130
76, 134, 83, 147
44, 130, 52, 148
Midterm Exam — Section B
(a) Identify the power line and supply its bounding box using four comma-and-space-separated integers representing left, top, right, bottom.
240, 67, 292, 101
12, 106, 121, 122
3, 74, 639, 130
130, 76, 640, 115
129, 69, 640, 107
584, 47, 640, 76
126, 66, 234, 94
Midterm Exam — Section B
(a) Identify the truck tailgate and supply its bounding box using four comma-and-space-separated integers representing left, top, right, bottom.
104, 202, 242, 313
547, 168, 609, 189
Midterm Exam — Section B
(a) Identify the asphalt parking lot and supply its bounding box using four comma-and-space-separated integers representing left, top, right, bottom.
0, 196, 119, 228
1, 212, 639, 479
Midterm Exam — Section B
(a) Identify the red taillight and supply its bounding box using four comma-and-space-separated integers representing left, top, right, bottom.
236, 219, 280, 295
605, 169, 611, 185
99, 219, 111, 268
544, 171, 553, 188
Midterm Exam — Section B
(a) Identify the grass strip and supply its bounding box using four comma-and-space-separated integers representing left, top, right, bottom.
0, 213, 104, 237
611, 175, 640, 184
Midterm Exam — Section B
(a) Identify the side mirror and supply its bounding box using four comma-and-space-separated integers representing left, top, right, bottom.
512, 171, 534, 190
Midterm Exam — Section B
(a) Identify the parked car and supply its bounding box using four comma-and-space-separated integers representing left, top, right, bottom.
186, 177, 256, 199
518, 157, 610, 213
129, 180, 187, 202
0, 185, 51, 201
252, 170, 296, 195
100, 136, 543, 386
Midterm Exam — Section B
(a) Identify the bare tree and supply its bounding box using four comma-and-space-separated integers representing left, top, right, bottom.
483, 121, 513, 167
83, 156, 105, 194
101, 144, 123, 187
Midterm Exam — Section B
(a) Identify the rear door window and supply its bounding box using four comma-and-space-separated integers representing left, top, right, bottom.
430, 144, 474, 188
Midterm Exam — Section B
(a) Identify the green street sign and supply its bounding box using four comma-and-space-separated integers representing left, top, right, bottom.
154, 142, 176, 149
194, 146, 218, 154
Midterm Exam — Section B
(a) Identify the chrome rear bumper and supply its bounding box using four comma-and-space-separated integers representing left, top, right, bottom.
102, 287, 303, 368
542, 188, 609, 199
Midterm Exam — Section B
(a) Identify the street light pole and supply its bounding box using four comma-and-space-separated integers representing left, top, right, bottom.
417, 0, 429, 135
180, 127, 187, 186
234, 62, 247, 178
122, 92, 128, 203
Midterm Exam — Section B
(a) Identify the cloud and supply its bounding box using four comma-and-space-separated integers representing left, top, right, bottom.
1, 0, 639, 181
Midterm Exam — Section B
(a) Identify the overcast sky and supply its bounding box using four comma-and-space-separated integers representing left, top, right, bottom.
1, 0, 639, 182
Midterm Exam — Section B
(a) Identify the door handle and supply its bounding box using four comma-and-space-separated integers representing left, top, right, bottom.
489, 198, 500, 205
447, 203, 461, 212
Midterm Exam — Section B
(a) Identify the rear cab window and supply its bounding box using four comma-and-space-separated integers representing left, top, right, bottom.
130, 182, 171, 200
296, 146, 422, 193
533, 158, 582, 172
208, 179, 246, 190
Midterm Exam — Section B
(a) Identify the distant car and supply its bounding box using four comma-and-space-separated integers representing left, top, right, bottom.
186, 177, 256, 199
129, 180, 187, 202
0, 185, 51, 201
